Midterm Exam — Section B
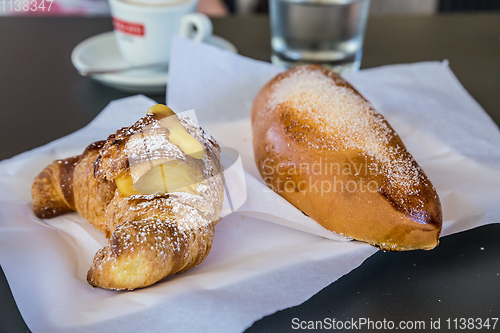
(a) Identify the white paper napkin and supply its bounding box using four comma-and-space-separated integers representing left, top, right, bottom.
0, 37, 499, 333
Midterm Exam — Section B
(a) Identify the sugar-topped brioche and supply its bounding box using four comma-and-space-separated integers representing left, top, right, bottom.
251, 65, 442, 251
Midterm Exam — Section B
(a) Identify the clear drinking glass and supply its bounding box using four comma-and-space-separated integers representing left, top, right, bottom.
269, 0, 370, 73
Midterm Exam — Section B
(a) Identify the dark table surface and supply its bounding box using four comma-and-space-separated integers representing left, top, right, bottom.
0, 14, 499, 333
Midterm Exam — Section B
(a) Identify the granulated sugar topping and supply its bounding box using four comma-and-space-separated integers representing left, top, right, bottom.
267, 67, 424, 193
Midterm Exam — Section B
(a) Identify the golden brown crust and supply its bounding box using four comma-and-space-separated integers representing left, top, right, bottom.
86, 213, 215, 290
251, 65, 442, 251
32, 168, 73, 219
31, 110, 224, 290
73, 144, 118, 237
31, 155, 80, 218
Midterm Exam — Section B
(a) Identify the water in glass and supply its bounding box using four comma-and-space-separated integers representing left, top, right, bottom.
270, 0, 370, 72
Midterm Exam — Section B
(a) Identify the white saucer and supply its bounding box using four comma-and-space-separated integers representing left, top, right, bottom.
71, 31, 237, 94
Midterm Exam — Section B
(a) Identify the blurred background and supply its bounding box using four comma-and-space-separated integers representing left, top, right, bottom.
1, 0, 499, 17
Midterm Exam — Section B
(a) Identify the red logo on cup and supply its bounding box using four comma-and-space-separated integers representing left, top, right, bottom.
112, 17, 145, 36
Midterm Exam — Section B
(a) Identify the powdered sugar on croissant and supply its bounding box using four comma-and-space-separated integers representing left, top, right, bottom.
32, 105, 225, 290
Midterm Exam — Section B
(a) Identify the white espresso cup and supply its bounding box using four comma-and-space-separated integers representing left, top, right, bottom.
108, 0, 213, 66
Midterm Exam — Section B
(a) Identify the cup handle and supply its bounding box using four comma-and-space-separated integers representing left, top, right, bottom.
179, 13, 213, 42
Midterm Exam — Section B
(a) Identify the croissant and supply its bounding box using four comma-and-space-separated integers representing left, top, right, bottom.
251, 65, 442, 251
31, 105, 225, 290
